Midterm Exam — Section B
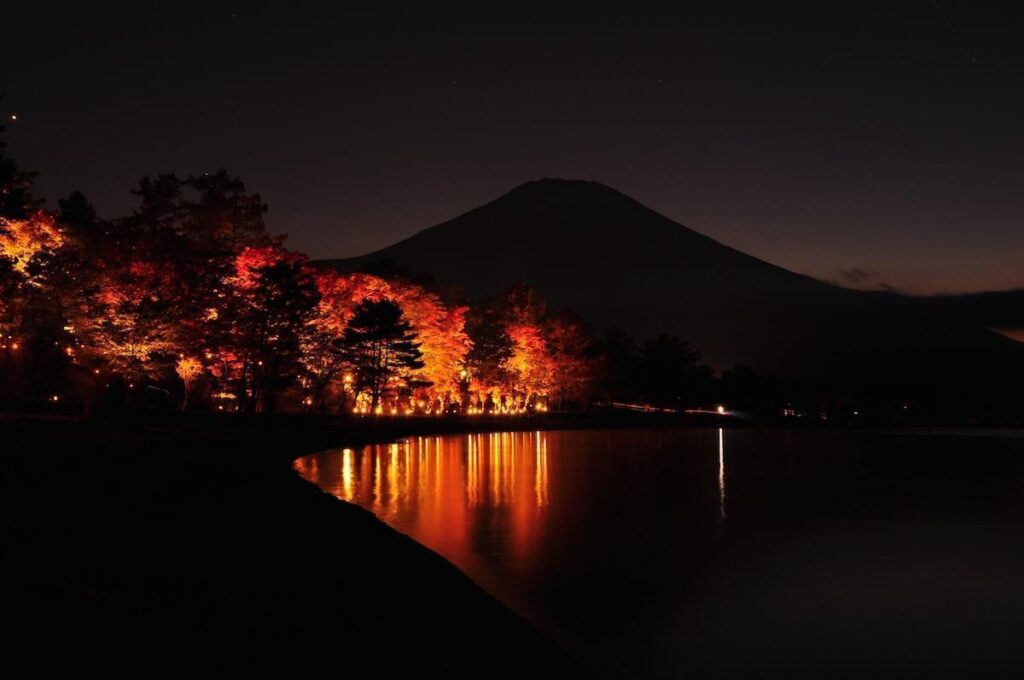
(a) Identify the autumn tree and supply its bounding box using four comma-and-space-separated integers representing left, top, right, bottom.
306, 270, 471, 411
303, 271, 389, 410
390, 284, 470, 404
544, 310, 597, 408
67, 171, 281, 404
0, 216, 73, 400
175, 356, 203, 411
464, 301, 514, 405
501, 284, 554, 404
342, 299, 424, 414
213, 246, 319, 413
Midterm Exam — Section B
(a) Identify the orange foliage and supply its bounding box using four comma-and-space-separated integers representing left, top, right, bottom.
0, 212, 63, 275
505, 322, 554, 397
231, 245, 307, 290
175, 356, 203, 386
310, 271, 471, 402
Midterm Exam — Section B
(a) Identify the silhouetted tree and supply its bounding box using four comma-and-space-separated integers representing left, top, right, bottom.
0, 99, 41, 220
343, 299, 424, 413
598, 328, 641, 402
639, 334, 712, 409
217, 253, 319, 413
464, 301, 514, 398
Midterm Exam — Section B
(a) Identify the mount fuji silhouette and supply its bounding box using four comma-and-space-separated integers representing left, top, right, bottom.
322, 179, 1024, 394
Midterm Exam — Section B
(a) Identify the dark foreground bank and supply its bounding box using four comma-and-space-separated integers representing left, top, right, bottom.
0, 414, 602, 674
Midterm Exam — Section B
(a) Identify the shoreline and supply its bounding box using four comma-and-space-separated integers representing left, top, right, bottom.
1, 414, 598, 673
7, 412, 1021, 672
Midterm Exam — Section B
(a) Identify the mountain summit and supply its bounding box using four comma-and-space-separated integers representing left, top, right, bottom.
322, 179, 1023, 390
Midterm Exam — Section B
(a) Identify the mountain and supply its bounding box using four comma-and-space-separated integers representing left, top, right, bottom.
321, 179, 1024, 394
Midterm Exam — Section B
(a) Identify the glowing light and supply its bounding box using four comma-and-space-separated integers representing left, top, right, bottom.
717, 405, 725, 415
341, 448, 354, 498
718, 427, 727, 526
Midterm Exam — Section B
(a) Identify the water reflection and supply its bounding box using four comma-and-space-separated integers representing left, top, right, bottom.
295, 428, 1024, 678
718, 428, 727, 527
296, 431, 552, 581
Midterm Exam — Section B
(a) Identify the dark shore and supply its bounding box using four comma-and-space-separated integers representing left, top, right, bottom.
3, 412, 675, 674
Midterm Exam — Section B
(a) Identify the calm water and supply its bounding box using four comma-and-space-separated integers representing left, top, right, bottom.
294, 428, 1024, 678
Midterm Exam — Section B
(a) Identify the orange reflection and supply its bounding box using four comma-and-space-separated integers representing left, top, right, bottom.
296, 431, 551, 577
341, 448, 354, 499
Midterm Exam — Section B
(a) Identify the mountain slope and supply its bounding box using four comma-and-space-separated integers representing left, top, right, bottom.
321, 179, 1024, 391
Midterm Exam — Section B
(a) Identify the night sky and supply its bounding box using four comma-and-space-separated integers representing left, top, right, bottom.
4, 2, 1023, 294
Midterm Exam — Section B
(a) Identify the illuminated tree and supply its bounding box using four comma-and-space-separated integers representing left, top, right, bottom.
391, 285, 471, 404
77, 258, 183, 383
213, 246, 319, 413
306, 270, 471, 411
0, 212, 76, 398
505, 322, 553, 399
175, 356, 203, 410
501, 284, 554, 405
342, 299, 424, 413
464, 302, 514, 405
0, 213, 63, 276
544, 311, 597, 407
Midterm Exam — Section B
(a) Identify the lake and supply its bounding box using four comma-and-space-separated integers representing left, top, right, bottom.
294, 428, 1024, 678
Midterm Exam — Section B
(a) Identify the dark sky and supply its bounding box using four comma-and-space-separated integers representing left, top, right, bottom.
4, 2, 1023, 294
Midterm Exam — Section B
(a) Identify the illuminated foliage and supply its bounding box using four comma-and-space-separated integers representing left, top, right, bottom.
341, 299, 425, 413
464, 303, 514, 397
209, 245, 319, 412
0, 213, 63, 275
0, 119, 602, 413
76, 254, 183, 381
544, 311, 597, 405
505, 322, 553, 398
306, 270, 471, 411
390, 285, 471, 401
175, 356, 203, 409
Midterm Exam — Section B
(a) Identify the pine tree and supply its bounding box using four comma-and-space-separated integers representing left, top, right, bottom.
342, 299, 424, 413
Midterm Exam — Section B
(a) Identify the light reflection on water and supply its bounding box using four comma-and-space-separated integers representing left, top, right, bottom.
293, 428, 1024, 678
294, 431, 557, 591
